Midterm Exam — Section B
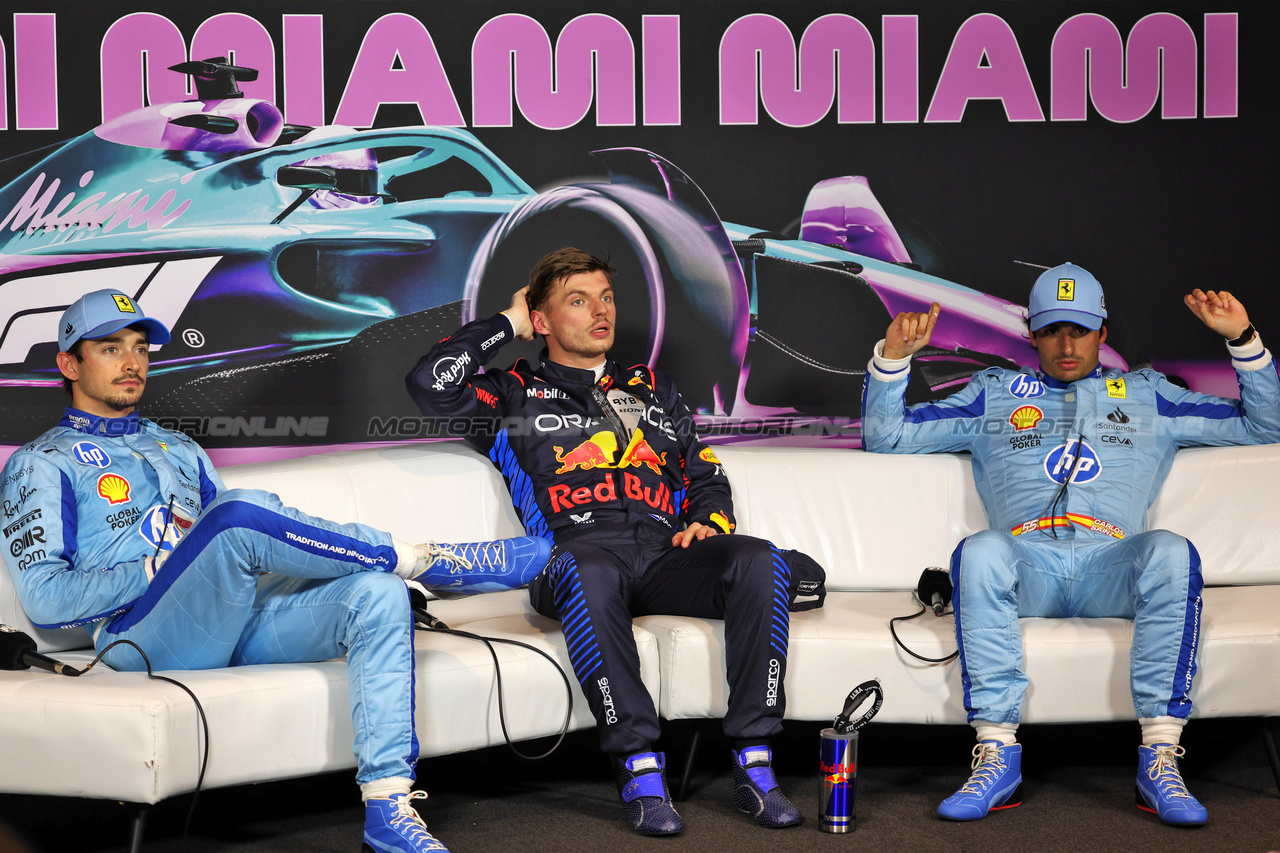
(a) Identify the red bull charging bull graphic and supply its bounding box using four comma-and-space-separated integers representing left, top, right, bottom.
555, 429, 668, 476
547, 429, 677, 515
554, 432, 618, 474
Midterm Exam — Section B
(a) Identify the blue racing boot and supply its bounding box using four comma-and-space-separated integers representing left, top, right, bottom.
731, 745, 802, 828
363, 792, 450, 853
937, 741, 1023, 820
1135, 744, 1208, 826
614, 751, 683, 835
412, 536, 551, 596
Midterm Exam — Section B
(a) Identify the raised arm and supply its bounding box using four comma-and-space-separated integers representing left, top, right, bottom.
405, 289, 530, 451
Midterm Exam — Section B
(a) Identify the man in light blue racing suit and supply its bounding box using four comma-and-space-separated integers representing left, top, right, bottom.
861, 263, 1280, 826
0, 290, 551, 853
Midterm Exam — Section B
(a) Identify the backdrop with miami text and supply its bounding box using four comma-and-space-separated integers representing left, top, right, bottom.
0, 1, 1272, 460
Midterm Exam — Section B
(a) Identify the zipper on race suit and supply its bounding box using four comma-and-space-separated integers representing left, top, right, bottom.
588, 385, 631, 462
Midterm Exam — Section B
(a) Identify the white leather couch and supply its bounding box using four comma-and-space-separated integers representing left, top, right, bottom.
2, 441, 1278, 841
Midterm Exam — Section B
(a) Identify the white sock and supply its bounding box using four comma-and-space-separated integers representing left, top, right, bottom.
392, 539, 419, 579
1139, 716, 1186, 747
973, 722, 1018, 746
361, 776, 414, 802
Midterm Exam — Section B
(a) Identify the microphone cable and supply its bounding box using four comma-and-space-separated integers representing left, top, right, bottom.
80, 639, 210, 841
889, 590, 959, 664
1039, 432, 1087, 540
411, 605, 574, 761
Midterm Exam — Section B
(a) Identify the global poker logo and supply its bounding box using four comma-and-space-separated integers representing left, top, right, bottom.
1044, 439, 1102, 484
1009, 375, 1045, 399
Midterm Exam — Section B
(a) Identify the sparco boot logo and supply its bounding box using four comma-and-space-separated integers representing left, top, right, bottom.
597, 676, 618, 724
765, 658, 781, 707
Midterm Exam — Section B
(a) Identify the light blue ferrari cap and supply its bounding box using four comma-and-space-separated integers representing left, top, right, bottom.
1027, 262, 1107, 331
59, 289, 172, 351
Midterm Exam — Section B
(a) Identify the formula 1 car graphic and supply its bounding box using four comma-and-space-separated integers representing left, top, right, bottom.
0, 58, 1124, 448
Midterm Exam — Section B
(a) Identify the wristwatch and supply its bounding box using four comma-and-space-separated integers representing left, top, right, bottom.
1227, 323, 1256, 347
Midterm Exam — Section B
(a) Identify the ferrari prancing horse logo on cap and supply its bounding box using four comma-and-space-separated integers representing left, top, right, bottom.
1057, 279, 1075, 301
112, 294, 136, 313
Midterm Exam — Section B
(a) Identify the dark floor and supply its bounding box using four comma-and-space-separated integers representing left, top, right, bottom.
3, 719, 1278, 853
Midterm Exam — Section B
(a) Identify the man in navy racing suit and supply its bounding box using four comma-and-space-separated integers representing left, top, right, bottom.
0, 289, 551, 853
406, 248, 818, 835
861, 262, 1280, 826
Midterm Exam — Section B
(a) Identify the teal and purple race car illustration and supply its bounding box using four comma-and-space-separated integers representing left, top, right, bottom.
0, 58, 1127, 452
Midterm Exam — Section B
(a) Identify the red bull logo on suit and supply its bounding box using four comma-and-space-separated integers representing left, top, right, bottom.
553, 429, 667, 475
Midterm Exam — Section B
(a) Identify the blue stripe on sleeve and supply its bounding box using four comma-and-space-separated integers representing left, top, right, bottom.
197, 456, 219, 507
1156, 393, 1241, 420
906, 388, 986, 424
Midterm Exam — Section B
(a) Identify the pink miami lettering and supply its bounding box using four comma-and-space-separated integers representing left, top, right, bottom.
722, 11, 1238, 126
719, 14, 877, 127
0, 170, 191, 236
0, 11, 1241, 131
1051, 13, 1214, 122
471, 13, 636, 129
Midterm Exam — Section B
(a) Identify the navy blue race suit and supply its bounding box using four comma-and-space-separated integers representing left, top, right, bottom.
407, 313, 792, 754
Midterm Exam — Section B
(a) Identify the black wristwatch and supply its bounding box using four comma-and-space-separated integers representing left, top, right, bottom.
1227, 323, 1256, 347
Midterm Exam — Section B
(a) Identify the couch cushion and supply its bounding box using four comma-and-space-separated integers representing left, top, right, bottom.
218, 442, 527, 544
0, 599, 657, 804
715, 447, 986, 591
640, 585, 1280, 726
717, 443, 1280, 589
1148, 443, 1280, 585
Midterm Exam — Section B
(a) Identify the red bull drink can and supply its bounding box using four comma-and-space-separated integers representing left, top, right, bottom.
819, 728, 858, 833
820, 678, 882, 833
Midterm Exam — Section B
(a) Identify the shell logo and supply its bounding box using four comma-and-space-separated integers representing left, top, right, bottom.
1009, 405, 1044, 431
97, 473, 131, 505
709, 511, 735, 534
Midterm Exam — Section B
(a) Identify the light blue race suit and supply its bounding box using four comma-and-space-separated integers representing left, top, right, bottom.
0, 408, 419, 784
861, 334, 1280, 724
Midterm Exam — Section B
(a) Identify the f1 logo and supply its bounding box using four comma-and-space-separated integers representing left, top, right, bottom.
0, 257, 219, 366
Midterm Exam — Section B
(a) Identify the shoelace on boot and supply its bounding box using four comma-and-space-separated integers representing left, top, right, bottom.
389, 791, 446, 850
956, 742, 1008, 794
1147, 745, 1194, 799
420, 542, 507, 575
